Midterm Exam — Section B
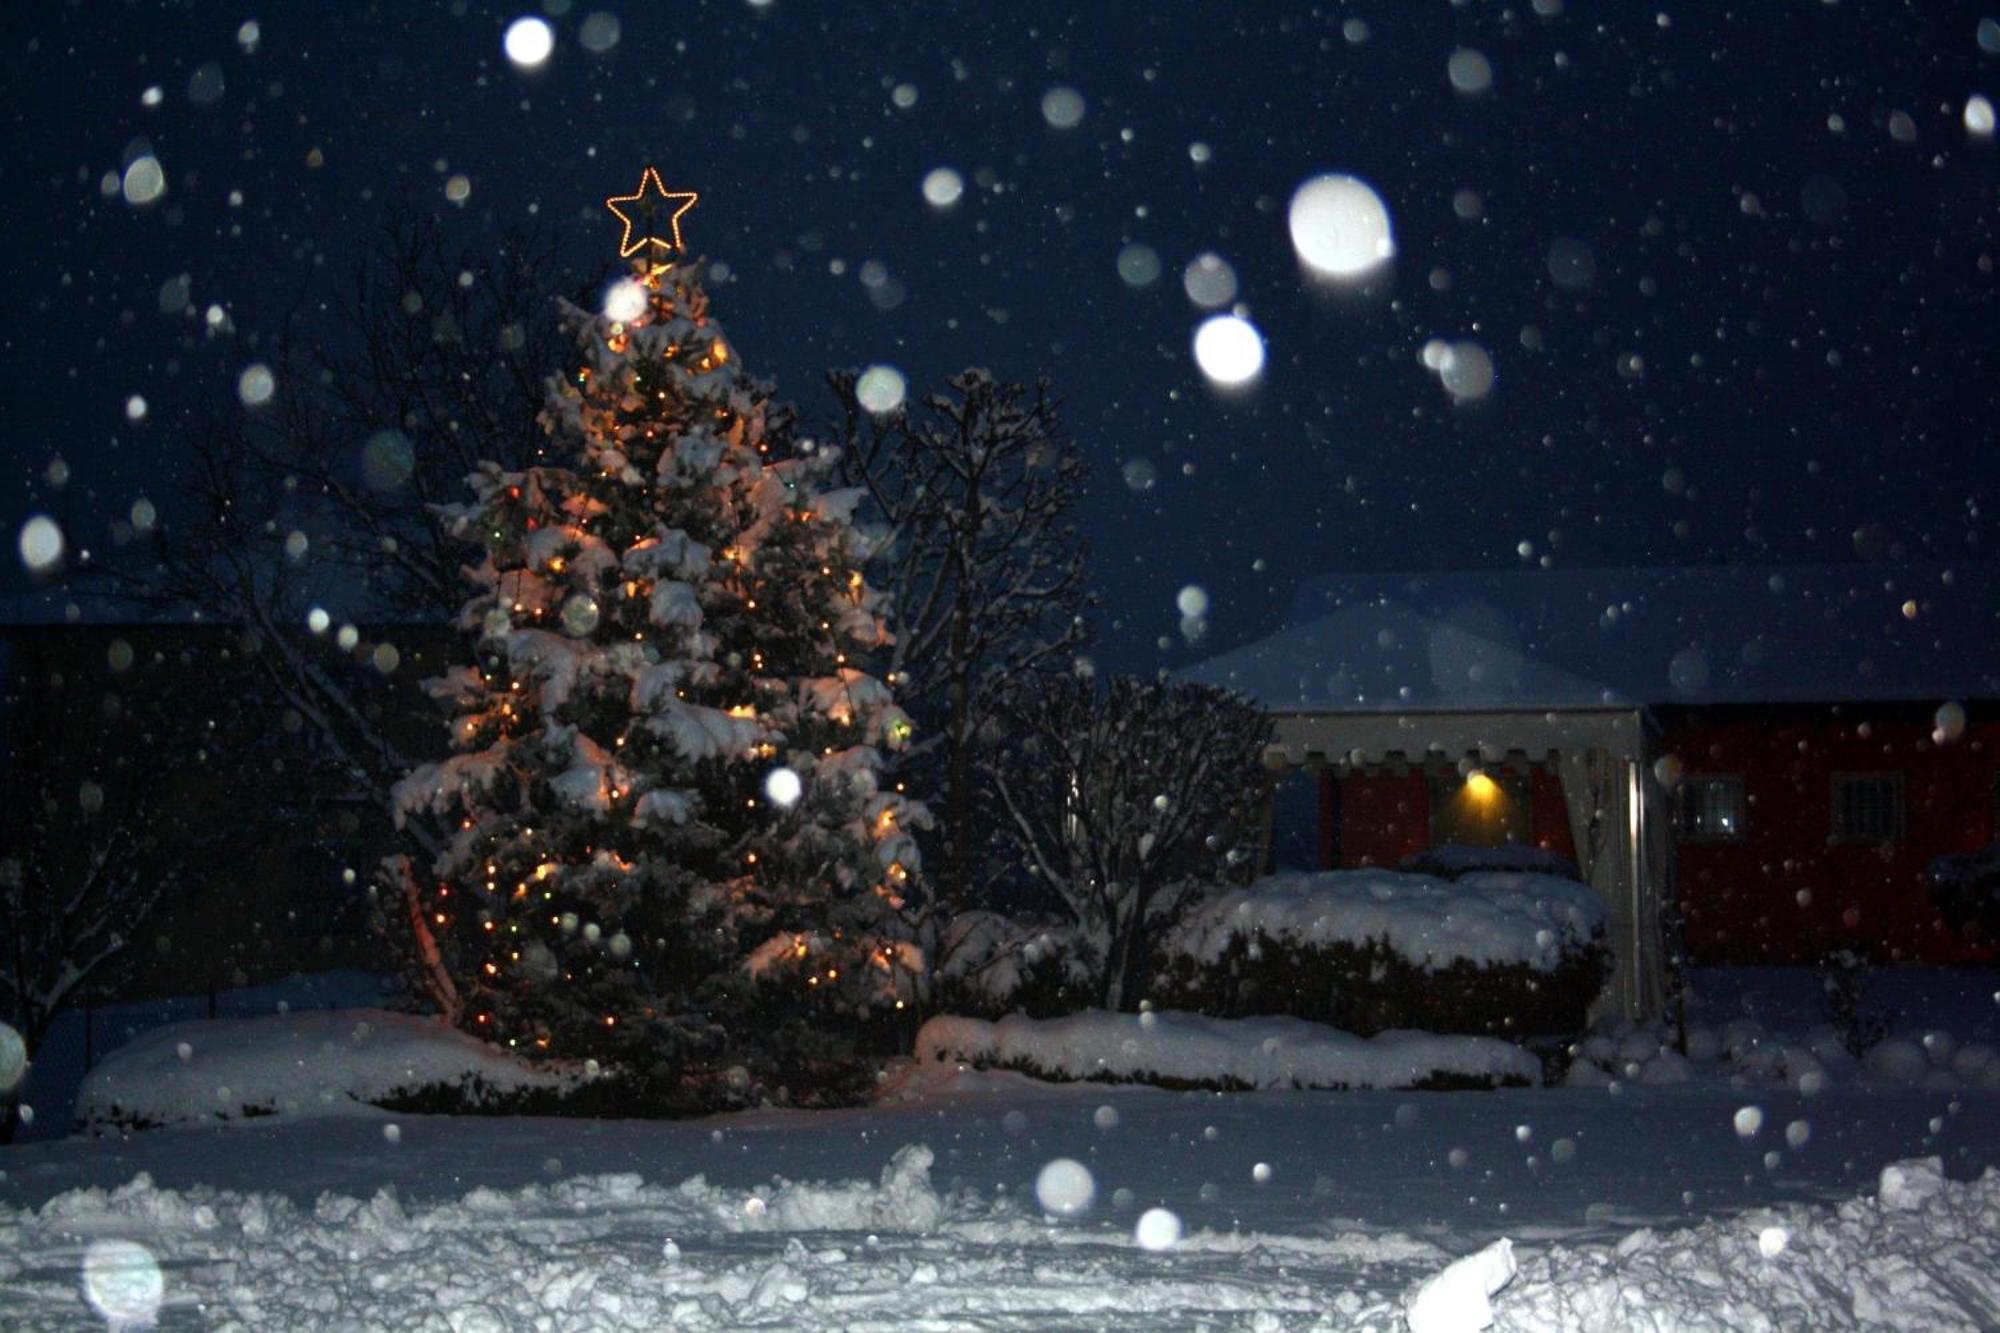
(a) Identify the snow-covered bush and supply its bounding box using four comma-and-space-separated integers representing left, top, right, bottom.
1149, 869, 1610, 1038
1817, 947, 1893, 1057
76, 1010, 577, 1133
915, 1010, 1540, 1091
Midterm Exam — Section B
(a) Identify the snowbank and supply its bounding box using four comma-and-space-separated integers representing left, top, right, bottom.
1167, 868, 1605, 972
76, 1009, 572, 1131
1480, 1157, 2000, 1332
13, 969, 394, 1142
0, 1146, 980, 1331
916, 1009, 1540, 1090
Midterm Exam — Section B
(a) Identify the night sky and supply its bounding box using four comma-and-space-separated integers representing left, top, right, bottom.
3, 2, 1996, 672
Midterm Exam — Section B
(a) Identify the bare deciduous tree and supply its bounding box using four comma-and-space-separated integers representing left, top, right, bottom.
96, 214, 583, 1014
827, 369, 1091, 911
0, 791, 173, 1142
115, 213, 577, 837
988, 674, 1271, 1011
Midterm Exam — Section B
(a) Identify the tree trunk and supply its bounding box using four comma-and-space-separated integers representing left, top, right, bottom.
945, 477, 982, 912
395, 856, 463, 1024
946, 654, 970, 914
1104, 898, 1147, 1013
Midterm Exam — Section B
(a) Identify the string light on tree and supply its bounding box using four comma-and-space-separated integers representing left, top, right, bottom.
380, 169, 929, 1107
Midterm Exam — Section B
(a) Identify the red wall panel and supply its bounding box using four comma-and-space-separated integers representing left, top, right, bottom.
1531, 768, 1578, 862
1338, 771, 1430, 868
1665, 709, 1996, 965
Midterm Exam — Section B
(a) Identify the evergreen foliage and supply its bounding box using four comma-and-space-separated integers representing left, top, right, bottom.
385, 259, 927, 1103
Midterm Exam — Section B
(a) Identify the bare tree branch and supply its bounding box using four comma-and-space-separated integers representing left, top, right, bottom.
826, 369, 1093, 910
986, 674, 1270, 1011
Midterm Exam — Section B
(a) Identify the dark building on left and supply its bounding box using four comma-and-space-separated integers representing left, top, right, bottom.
0, 614, 456, 1008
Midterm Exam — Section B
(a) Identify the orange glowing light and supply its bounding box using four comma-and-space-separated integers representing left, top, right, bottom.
605, 166, 700, 257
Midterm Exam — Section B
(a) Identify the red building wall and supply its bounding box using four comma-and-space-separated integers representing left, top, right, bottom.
1530, 769, 1578, 862
1662, 705, 1996, 965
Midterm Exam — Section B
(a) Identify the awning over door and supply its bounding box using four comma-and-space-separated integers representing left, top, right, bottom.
1263, 707, 1672, 1021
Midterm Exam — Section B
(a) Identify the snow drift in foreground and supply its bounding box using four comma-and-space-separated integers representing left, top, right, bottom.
1166, 868, 1606, 971
1485, 1157, 2000, 1333
4, 1148, 1996, 1331
76, 1009, 569, 1130
917, 1009, 1541, 1089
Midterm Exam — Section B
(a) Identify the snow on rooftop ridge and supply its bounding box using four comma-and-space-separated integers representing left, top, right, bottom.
1188, 561, 2000, 712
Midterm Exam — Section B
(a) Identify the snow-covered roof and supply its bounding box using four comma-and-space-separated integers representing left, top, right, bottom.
1186, 563, 2000, 714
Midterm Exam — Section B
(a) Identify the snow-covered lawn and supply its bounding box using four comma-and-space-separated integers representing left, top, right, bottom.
3, 965, 1997, 1329
3, 1076, 1998, 1329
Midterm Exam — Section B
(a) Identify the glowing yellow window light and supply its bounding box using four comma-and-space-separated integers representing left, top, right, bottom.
1464, 770, 1501, 803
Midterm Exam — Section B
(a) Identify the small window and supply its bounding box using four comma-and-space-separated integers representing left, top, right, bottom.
1675, 776, 1745, 841
1831, 773, 1904, 844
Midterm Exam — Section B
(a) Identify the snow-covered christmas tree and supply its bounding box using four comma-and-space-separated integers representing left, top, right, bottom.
386, 169, 926, 1103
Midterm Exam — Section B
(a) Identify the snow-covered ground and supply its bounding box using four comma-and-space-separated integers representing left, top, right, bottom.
2, 965, 1996, 1329
4, 1072, 1997, 1329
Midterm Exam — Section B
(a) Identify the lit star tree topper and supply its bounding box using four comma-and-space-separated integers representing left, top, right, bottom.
605, 165, 701, 260
384, 171, 929, 1105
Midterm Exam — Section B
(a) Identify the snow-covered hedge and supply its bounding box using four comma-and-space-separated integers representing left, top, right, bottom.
915, 1010, 1540, 1091
1167, 869, 1604, 970
77, 1010, 577, 1132
1149, 869, 1609, 1037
